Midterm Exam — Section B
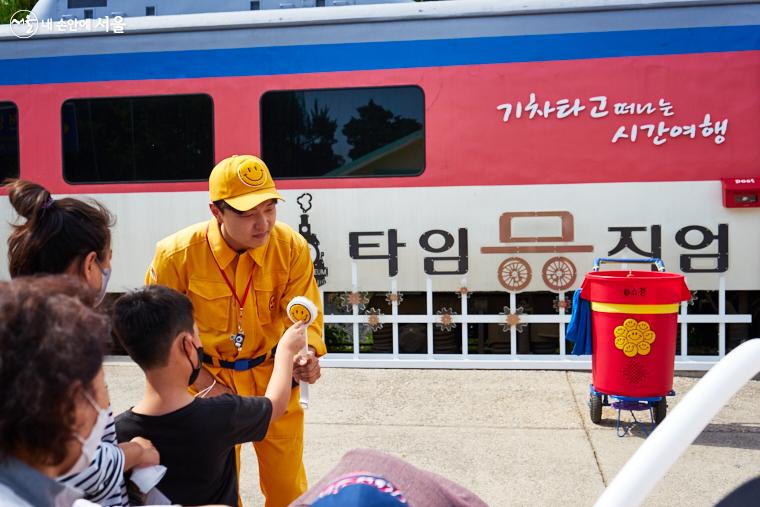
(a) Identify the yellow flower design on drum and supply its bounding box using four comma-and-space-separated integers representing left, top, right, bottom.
613, 318, 655, 357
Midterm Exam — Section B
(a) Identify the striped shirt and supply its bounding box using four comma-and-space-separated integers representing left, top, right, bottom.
58, 406, 129, 507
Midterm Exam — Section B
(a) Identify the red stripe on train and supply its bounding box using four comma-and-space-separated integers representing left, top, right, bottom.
2, 50, 758, 194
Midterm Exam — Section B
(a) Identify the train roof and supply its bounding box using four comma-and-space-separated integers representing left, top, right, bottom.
2, 0, 759, 41
29, 0, 416, 21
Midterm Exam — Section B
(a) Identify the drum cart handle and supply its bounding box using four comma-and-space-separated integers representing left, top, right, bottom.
593, 257, 666, 272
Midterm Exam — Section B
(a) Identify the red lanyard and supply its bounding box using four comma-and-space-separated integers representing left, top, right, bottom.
206, 226, 253, 332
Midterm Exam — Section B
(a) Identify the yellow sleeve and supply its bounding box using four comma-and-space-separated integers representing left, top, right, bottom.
284, 235, 326, 357
145, 242, 187, 293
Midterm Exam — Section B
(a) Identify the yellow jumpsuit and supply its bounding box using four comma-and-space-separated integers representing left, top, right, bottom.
146, 219, 325, 507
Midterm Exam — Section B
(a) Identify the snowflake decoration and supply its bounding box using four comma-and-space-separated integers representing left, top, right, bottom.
500, 306, 527, 333
553, 298, 573, 312
385, 292, 404, 306
516, 300, 533, 314
339, 291, 370, 312
688, 290, 698, 306
436, 307, 457, 332
455, 286, 470, 299
365, 307, 384, 332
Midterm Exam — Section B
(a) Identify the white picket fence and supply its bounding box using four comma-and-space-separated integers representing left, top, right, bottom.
321, 265, 752, 370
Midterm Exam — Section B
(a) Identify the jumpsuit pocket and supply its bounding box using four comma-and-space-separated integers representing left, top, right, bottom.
255, 277, 287, 326
187, 278, 232, 333
255, 288, 279, 325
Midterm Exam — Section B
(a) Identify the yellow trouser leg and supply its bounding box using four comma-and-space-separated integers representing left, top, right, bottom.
254, 389, 307, 507
223, 362, 308, 506
234, 443, 243, 507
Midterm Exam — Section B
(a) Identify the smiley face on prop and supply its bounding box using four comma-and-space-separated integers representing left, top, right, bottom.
287, 296, 318, 325
289, 304, 311, 322
237, 158, 268, 188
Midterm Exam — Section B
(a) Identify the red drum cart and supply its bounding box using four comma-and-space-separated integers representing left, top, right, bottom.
583, 258, 691, 435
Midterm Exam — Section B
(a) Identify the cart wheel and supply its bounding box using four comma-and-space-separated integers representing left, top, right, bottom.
654, 398, 667, 424
497, 257, 532, 292
590, 393, 603, 424
541, 256, 577, 292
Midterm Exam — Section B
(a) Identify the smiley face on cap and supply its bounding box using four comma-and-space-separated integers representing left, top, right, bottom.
237, 158, 268, 188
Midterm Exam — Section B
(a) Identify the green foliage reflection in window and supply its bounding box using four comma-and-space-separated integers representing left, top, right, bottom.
261, 86, 425, 178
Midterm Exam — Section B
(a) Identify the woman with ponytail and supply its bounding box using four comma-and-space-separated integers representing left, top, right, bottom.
6, 179, 113, 301
4, 180, 159, 506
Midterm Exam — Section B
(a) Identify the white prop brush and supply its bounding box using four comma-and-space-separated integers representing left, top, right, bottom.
286, 296, 318, 409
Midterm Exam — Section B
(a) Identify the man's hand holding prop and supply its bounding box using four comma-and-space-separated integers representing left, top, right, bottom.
287, 296, 319, 409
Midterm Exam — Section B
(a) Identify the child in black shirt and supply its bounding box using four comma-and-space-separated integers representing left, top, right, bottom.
113, 285, 305, 506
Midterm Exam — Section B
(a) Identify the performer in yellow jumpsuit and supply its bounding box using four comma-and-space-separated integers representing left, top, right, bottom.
146, 155, 325, 507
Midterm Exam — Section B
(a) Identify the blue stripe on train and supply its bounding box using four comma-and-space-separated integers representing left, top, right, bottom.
2, 25, 759, 85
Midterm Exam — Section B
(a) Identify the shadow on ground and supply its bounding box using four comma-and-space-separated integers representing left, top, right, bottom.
694, 423, 760, 451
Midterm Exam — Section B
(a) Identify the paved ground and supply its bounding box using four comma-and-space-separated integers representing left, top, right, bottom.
104, 363, 760, 507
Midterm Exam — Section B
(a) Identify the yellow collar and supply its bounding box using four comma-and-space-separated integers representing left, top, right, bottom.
206, 219, 269, 269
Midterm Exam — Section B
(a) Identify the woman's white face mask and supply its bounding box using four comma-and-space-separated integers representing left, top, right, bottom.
95, 261, 111, 307
58, 391, 108, 479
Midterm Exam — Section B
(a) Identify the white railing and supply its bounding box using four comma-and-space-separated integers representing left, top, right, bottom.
320, 264, 753, 369
594, 338, 760, 507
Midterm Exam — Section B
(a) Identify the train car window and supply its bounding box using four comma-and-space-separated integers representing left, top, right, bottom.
0, 102, 20, 181
62, 94, 213, 183
261, 85, 424, 178
68, 0, 107, 8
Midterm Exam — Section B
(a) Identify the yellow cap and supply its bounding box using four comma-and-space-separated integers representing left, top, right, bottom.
209, 155, 284, 212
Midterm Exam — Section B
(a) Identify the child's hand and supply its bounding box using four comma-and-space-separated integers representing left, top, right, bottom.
279, 321, 305, 357
131, 436, 160, 467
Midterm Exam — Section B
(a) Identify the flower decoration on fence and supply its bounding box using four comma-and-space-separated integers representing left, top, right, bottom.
517, 300, 533, 314
553, 297, 572, 312
365, 307, 384, 332
436, 307, 457, 332
500, 306, 527, 333
385, 291, 404, 306
339, 291, 370, 312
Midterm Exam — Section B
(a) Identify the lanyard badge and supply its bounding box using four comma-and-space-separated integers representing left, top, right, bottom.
231, 332, 245, 350
223, 277, 253, 352
231, 308, 246, 351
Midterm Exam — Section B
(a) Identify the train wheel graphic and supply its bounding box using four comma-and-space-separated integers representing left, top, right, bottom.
497, 257, 531, 292
541, 256, 577, 292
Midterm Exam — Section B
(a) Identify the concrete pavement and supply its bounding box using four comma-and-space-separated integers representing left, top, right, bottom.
104, 363, 760, 507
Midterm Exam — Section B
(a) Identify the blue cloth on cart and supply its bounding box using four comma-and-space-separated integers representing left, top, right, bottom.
566, 288, 592, 355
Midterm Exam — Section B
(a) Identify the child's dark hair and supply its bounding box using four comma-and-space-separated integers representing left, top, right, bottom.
112, 285, 196, 370
5, 179, 115, 277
